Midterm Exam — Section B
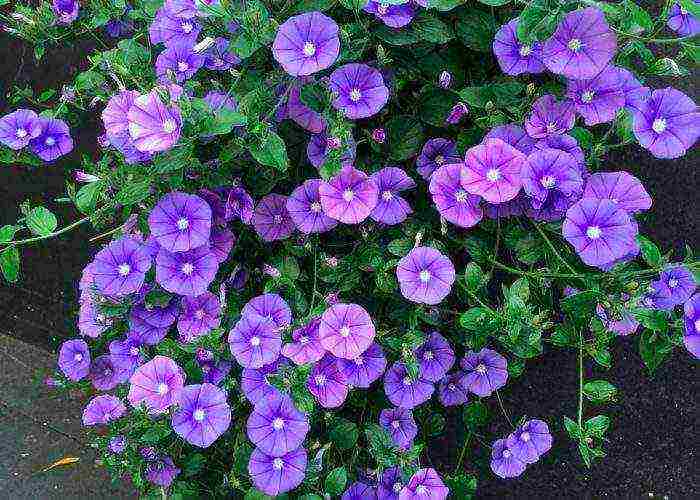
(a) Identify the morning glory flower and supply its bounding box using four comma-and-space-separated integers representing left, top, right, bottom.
0, 109, 42, 150
272, 11, 340, 76
492, 19, 545, 76
396, 246, 456, 306
329, 63, 389, 120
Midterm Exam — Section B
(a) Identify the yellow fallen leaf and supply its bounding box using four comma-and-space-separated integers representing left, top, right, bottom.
40, 456, 80, 472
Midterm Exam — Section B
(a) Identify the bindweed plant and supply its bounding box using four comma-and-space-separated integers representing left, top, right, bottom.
1, 0, 699, 497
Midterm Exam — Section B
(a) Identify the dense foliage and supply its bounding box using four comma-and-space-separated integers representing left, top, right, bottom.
1, 0, 698, 497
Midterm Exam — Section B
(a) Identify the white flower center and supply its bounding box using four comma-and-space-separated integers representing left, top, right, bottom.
310, 201, 322, 213
402, 376, 413, 386
215, 58, 224, 67
354, 357, 364, 366
273, 214, 283, 224
475, 363, 487, 375
668, 278, 678, 289
586, 225, 602, 239
455, 189, 468, 203
486, 168, 501, 182
342, 189, 354, 202
250, 336, 261, 347
339, 326, 351, 338
156, 382, 169, 395
300, 335, 309, 344
303, 41, 316, 57
314, 374, 326, 385
272, 417, 285, 430
448, 383, 456, 391
382, 190, 394, 201
681, 7, 688, 15
652, 118, 667, 134
502, 449, 512, 458
162, 119, 177, 133
15, 128, 27, 138
129, 346, 139, 356
193, 409, 206, 421
45, 137, 56, 146
272, 458, 284, 470
195, 309, 205, 319
349, 88, 362, 102
519, 45, 532, 57
416, 485, 428, 494
378, 3, 389, 15
568, 38, 582, 52
177, 61, 189, 72
181, 22, 193, 34
423, 351, 434, 360
521, 431, 531, 442
118, 263, 131, 276
181, 262, 194, 275
581, 91, 595, 103
540, 175, 556, 188
546, 122, 557, 133
74, 353, 83, 361
393, 482, 403, 493
419, 270, 431, 282
176, 217, 189, 230
391, 419, 401, 429
694, 319, 700, 332
434, 154, 445, 165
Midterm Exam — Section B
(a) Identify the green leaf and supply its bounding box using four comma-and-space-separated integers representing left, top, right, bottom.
583, 380, 618, 404
632, 308, 669, 332
116, 179, 151, 206
140, 424, 172, 443
337, 0, 367, 10
563, 416, 581, 439
25, 207, 57, 237
413, 12, 454, 44
550, 324, 578, 347
476, 0, 509, 5
387, 116, 424, 161
459, 306, 493, 331
0, 225, 19, 243
464, 262, 487, 292
459, 82, 525, 109
443, 473, 477, 500
75, 182, 102, 213
454, 9, 495, 52
0, 246, 20, 283
561, 290, 599, 327
152, 145, 198, 173
680, 0, 700, 18
419, 88, 459, 128
639, 329, 673, 375
462, 400, 489, 430
427, 0, 467, 11
249, 132, 288, 171
516, 0, 557, 44
637, 235, 662, 268
329, 419, 359, 450
324, 467, 347, 496
585, 415, 610, 438
387, 238, 413, 257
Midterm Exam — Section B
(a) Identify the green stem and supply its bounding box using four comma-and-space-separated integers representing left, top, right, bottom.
495, 390, 515, 430
489, 259, 585, 281
611, 27, 699, 45
533, 223, 579, 275
455, 431, 472, 472
577, 328, 584, 429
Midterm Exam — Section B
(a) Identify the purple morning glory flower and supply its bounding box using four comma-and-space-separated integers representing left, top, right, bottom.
240, 361, 283, 406
90, 237, 152, 297
145, 455, 180, 487
241, 293, 292, 330
307, 131, 357, 169
155, 246, 219, 297
668, 1, 700, 36
415, 331, 455, 382
616, 68, 651, 114
533, 134, 586, 176
108, 435, 127, 454
177, 292, 221, 340
149, 7, 200, 47
522, 148, 583, 210
155, 40, 204, 84
566, 65, 625, 126
171, 383, 231, 448
438, 372, 469, 407
319, 166, 379, 224
52, 0, 79, 24
78, 298, 112, 338
343, 482, 378, 500
378, 467, 405, 500
307, 353, 349, 408
507, 419, 553, 464
562, 198, 638, 269
596, 302, 639, 336
29, 117, 73, 161
82, 395, 126, 426
683, 293, 700, 358
379, 406, 418, 450
485, 124, 536, 155
247, 395, 310, 457
109, 336, 146, 374
364, 1, 416, 28
226, 187, 254, 224
632, 87, 700, 159
429, 163, 483, 228
462, 138, 526, 204
483, 193, 528, 220
583, 171, 652, 214
58, 339, 90, 381
384, 362, 434, 409
319, 303, 376, 359
248, 446, 307, 496
542, 7, 617, 80
446, 102, 469, 125
490, 438, 526, 478
89, 354, 130, 391
128, 356, 185, 414
102, 90, 140, 145
652, 264, 697, 310
396, 247, 456, 306
272, 11, 340, 76
148, 192, 213, 253
329, 63, 389, 120
253, 194, 295, 242
416, 138, 461, 180
127, 89, 182, 153
370, 166, 416, 225
203, 37, 240, 71
337, 342, 387, 388
0, 109, 42, 149
128, 316, 169, 346
282, 317, 326, 365
287, 179, 339, 234
399, 468, 449, 500
493, 19, 545, 76
200, 359, 232, 386
229, 315, 282, 369
208, 227, 235, 264
203, 91, 238, 113
525, 95, 576, 139
460, 348, 508, 397
283, 85, 326, 134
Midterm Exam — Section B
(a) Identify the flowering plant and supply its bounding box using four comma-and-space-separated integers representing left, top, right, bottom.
1, 0, 699, 497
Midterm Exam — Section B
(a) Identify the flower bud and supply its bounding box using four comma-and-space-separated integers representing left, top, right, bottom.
326, 136, 341, 149
371, 128, 386, 144
445, 102, 468, 125
438, 70, 452, 89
